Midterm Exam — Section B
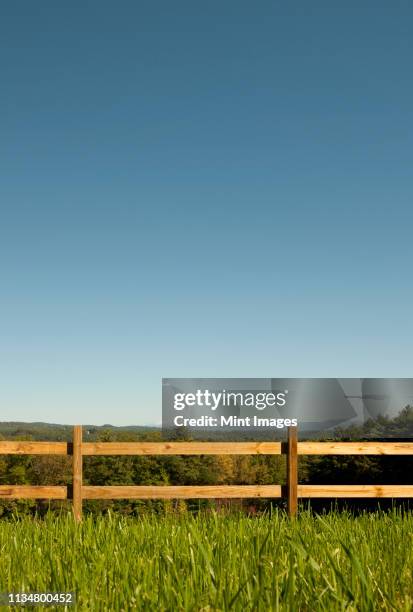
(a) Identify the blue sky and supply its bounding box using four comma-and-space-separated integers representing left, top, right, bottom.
1, 1, 412, 425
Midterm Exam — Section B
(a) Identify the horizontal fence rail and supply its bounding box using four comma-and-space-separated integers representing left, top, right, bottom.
82, 485, 283, 500
297, 485, 413, 498
81, 441, 283, 455
0, 441, 69, 455
0, 425, 412, 520
0, 486, 68, 499
297, 442, 413, 455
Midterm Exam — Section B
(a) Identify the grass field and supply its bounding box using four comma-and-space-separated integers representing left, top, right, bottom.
0, 509, 412, 611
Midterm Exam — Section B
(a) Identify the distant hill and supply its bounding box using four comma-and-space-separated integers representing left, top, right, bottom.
0, 421, 158, 441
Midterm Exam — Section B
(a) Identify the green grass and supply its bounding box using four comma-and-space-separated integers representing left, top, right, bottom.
0, 509, 412, 611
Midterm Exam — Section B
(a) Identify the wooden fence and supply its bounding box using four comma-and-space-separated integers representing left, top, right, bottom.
1, 425, 413, 521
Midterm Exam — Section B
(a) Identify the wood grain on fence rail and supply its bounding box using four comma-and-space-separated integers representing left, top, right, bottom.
82, 485, 282, 499
0, 486, 67, 499
82, 441, 282, 455
0, 442, 68, 455
298, 485, 413, 498
298, 442, 413, 455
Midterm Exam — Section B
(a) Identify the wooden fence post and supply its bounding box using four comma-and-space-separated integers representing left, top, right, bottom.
287, 425, 298, 517
73, 425, 83, 522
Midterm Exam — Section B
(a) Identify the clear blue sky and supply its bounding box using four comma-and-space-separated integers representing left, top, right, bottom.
1, 1, 412, 425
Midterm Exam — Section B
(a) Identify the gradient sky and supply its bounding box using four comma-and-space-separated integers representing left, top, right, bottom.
1, 2, 412, 425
